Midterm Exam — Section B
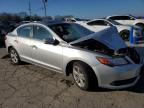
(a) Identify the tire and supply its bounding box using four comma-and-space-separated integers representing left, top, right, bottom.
119, 30, 130, 41
9, 48, 21, 65
72, 62, 98, 90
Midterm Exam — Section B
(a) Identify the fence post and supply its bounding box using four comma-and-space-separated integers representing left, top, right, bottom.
129, 26, 133, 44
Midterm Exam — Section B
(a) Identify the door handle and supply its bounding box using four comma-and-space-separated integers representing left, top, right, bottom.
14, 40, 18, 43
31, 45, 38, 49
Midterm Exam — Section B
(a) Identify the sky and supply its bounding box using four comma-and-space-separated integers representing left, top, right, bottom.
0, 0, 144, 19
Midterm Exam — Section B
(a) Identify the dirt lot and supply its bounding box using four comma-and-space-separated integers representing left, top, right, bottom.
0, 45, 144, 108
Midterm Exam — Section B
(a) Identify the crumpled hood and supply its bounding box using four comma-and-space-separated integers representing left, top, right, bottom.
70, 26, 127, 51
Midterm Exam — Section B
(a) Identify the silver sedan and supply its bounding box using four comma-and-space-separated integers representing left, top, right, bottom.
5, 22, 142, 90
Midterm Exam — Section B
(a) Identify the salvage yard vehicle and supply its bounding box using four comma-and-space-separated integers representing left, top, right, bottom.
0, 25, 8, 45
79, 19, 142, 40
5, 22, 142, 90
107, 15, 144, 31
0, 22, 17, 46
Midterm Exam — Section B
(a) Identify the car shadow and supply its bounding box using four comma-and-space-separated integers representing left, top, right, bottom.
1, 54, 9, 59
126, 76, 144, 93
1, 54, 30, 65
87, 76, 144, 93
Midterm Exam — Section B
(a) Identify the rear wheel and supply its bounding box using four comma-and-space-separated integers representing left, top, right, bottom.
9, 48, 21, 65
119, 30, 130, 41
72, 62, 97, 90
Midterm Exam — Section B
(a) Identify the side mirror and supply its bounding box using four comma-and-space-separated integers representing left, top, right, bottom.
44, 38, 59, 45
53, 39, 60, 45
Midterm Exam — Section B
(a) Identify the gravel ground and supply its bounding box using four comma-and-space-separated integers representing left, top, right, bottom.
0, 44, 144, 108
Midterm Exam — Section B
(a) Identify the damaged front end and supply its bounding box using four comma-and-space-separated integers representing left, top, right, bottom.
117, 47, 140, 64
71, 39, 115, 56
70, 26, 140, 64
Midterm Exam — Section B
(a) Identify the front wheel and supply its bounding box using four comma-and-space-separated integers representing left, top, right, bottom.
119, 30, 130, 41
72, 62, 97, 90
9, 48, 21, 65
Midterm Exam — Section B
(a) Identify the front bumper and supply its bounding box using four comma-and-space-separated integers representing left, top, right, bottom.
92, 64, 142, 89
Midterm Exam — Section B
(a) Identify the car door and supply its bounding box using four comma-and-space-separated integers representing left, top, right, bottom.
30, 25, 63, 72
17, 25, 33, 61
87, 20, 110, 32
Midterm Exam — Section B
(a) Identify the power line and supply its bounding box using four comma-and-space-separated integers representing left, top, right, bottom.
28, 0, 32, 17
42, 0, 48, 17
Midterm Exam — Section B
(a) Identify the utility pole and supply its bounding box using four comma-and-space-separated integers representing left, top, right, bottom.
42, 0, 47, 17
28, 0, 32, 20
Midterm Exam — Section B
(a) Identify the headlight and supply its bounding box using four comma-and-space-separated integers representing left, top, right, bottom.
96, 57, 129, 66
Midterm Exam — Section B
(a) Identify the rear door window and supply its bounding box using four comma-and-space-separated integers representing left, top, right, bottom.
17, 26, 32, 38
33, 26, 53, 41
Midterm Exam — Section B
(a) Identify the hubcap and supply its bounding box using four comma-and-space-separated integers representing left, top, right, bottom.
10, 50, 18, 63
73, 66, 86, 87
122, 33, 129, 40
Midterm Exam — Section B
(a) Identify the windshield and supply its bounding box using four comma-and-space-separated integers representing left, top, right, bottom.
49, 23, 94, 42
107, 19, 121, 25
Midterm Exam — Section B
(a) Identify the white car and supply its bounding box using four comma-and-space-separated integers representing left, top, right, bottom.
61, 17, 89, 25
5, 22, 142, 90
106, 15, 144, 30
79, 19, 142, 40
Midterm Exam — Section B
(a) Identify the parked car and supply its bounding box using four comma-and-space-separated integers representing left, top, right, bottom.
56, 17, 88, 25
0, 29, 4, 45
80, 19, 142, 40
106, 15, 144, 31
5, 22, 142, 90
0, 25, 9, 45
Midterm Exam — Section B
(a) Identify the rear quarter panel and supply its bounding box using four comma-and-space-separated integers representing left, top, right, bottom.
5, 34, 19, 53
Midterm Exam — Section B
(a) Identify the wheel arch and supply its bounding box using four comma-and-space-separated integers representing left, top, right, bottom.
8, 46, 14, 53
7, 45, 20, 55
135, 22, 144, 26
65, 60, 98, 82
